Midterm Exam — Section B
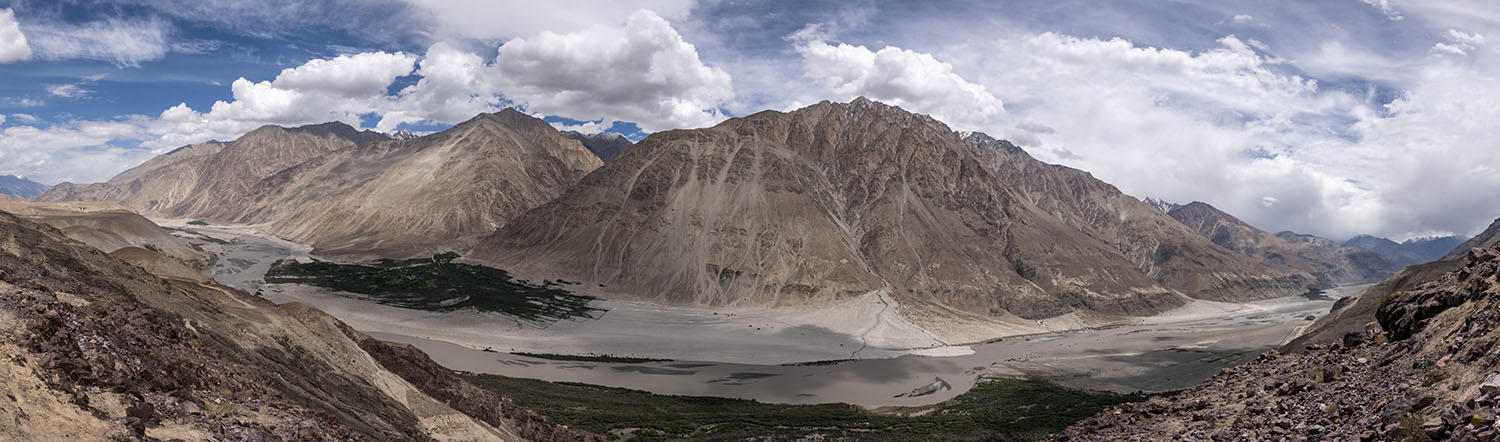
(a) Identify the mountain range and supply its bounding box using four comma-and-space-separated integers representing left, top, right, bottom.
1164, 201, 1400, 286
29, 98, 1423, 325
1344, 234, 1468, 266
37, 111, 602, 259
0, 174, 48, 199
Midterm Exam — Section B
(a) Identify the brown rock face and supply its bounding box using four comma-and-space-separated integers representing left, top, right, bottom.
32, 111, 602, 259
472, 98, 1306, 319
1162, 201, 1399, 286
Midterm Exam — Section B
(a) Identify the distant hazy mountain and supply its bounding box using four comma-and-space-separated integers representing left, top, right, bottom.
0, 174, 47, 199
35, 113, 601, 258
562, 130, 632, 162
472, 98, 1308, 320
1344, 234, 1467, 266
1164, 201, 1400, 286
1402, 235, 1467, 261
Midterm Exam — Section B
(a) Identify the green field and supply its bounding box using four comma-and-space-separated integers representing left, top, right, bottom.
264, 252, 603, 325
461, 373, 1152, 441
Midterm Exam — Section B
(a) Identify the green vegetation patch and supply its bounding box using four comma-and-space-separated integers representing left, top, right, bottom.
265, 252, 603, 325
460, 373, 1150, 441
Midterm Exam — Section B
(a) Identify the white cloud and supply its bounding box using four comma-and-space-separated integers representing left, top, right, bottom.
402, 0, 695, 41
1432, 29, 1486, 55
377, 42, 499, 131
22, 17, 171, 66
272, 51, 417, 97
1361, 0, 1404, 20
792, 36, 1008, 133
0, 8, 29, 63
1233, 14, 1255, 24
494, 9, 732, 132
46, 83, 90, 98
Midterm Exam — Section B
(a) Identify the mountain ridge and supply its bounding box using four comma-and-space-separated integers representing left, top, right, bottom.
471, 98, 1307, 321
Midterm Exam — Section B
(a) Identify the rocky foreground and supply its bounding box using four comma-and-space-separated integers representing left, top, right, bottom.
1056, 245, 1500, 441
0, 210, 598, 441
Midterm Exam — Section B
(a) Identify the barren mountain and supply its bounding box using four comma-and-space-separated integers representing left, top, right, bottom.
35, 111, 602, 259
471, 98, 1306, 320
1058, 244, 1500, 441
562, 130, 633, 162
235, 110, 602, 258
33, 122, 373, 219
1164, 201, 1399, 286
0, 207, 599, 441
963, 135, 1314, 300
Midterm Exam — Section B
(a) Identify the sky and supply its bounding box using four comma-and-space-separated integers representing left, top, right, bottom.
0, 0, 1497, 242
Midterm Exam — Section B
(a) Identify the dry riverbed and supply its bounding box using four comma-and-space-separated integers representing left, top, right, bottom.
170, 222, 1365, 408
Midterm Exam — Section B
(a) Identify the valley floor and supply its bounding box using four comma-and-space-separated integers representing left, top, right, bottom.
172, 222, 1366, 409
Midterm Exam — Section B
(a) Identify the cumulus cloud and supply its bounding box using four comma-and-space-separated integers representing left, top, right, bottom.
22, 17, 171, 66
377, 42, 499, 131
271, 52, 417, 97
494, 10, 732, 132
792, 34, 1007, 133
0, 8, 29, 63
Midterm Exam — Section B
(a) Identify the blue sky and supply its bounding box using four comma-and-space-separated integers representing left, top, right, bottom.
0, 0, 1498, 242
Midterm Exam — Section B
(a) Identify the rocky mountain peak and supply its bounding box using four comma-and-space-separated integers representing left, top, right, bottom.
1141, 197, 1184, 213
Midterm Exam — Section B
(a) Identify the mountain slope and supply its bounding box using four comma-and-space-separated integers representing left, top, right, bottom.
562, 130, 632, 162
1162, 201, 1398, 286
1058, 244, 1500, 440
471, 99, 1305, 320
1445, 217, 1500, 260
0, 210, 599, 441
34, 112, 602, 259
33, 122, 377, 218
0, 175, 47, 199
234, 109, 602, 258
964, 136, 1314, 299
